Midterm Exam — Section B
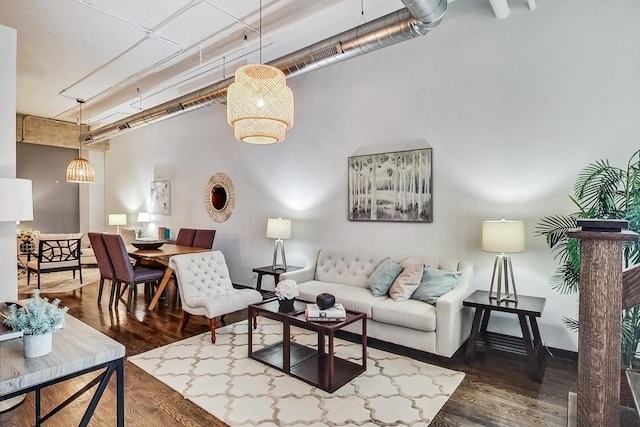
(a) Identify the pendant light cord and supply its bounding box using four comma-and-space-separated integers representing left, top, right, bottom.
77, 99, 84, 150
259, 0, 262, 64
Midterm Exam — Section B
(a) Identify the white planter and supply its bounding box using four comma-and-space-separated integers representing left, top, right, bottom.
23, 332, 52, 358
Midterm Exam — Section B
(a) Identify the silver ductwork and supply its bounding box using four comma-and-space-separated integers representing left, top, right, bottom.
83, 0, 446, 144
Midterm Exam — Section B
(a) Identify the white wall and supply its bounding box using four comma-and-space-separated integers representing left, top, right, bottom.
0, 25, 18, 303
101, 0, 640, 352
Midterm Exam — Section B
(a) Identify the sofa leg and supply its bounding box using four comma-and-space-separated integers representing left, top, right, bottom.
180, 312, 190, 332
209, 318, 216, 344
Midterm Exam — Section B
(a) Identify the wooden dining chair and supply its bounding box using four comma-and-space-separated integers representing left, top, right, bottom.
193, 229, 216, 249
175, 228, 197, 246
87, 232, 116, 305
103, 233, 166, 313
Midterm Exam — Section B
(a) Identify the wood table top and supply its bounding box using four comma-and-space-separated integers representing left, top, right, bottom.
126, 243, 210, 259
0, 314, 125, 396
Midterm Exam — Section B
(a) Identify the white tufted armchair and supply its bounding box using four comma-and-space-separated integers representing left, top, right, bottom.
169, 250, 262, 343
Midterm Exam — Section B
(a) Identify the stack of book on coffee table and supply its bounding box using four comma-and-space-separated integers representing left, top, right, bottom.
305, 303, 347, 322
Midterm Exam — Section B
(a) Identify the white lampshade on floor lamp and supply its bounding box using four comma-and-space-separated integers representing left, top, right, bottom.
266, 217, 291, 270
482, 218, 525, 303
108, 213, 127, 235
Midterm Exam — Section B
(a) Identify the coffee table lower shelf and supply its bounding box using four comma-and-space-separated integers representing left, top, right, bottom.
251, 341, 365, 393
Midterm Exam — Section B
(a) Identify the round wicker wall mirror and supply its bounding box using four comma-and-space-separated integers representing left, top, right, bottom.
205, 173, 235, 222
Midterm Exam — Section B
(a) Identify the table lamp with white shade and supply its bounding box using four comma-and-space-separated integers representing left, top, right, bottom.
108, 213, 127, 235
482, 218, 525, 303
137, 211, 151, 237
266, 217, 291, 270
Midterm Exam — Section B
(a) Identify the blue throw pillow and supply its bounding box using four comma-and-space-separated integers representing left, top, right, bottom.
366, 258, 403, 297
410, 266, 462, 304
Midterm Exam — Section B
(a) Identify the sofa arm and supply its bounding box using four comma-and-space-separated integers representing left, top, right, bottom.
280, 266, 315, 284
435, 264, 474, 357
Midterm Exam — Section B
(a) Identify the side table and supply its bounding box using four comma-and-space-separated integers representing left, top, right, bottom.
463, 289, 547, 382
253, 265, 302, 291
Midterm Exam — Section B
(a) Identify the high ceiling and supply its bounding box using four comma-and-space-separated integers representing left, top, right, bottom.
0, 0, 408, 129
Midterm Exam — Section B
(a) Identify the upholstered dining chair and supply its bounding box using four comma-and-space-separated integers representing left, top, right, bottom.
192, 229, 216, 249
103, 233, 166, 313
169, 250, 261, 343
175, 228, 197, 246
87, 232, 116, 305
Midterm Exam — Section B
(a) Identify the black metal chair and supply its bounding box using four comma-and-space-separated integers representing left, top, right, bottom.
27, 238, 82, 289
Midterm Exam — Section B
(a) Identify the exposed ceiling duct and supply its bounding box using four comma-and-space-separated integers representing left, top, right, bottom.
83, 0, 447, 144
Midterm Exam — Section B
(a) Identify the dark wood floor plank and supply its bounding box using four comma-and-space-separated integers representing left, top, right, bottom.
1, 278, 579, 426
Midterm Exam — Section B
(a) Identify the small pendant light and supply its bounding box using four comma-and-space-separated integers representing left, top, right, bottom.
66, 99, 96, 183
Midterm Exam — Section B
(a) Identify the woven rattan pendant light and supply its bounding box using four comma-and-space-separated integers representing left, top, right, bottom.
227, 1, 293, 144
66, 100, 95, 183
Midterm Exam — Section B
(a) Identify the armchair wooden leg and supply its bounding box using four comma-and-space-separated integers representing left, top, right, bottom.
180, 312, 190, 332
209, 318, 216, 344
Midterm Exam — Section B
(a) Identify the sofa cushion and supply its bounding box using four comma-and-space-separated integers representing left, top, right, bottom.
298, 281, 385, 318
411, 267, 462, 304
389, 257, 424, 301
366, 258, 402, 297
315, 249, 386, 288
372, 298, 437, 332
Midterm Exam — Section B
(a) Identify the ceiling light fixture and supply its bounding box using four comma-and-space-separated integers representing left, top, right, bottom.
227, 0, 294, 144
65, 99, 96, 183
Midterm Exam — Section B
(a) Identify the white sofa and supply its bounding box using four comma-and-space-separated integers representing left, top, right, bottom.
280, 249, 474, 358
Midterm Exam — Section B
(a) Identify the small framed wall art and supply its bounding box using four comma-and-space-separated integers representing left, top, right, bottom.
348, 147, 433, 222
150, 180, 171, 215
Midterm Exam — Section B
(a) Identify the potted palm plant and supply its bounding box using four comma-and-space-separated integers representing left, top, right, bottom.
535, 149, 640, 403
2, 290, 68, 358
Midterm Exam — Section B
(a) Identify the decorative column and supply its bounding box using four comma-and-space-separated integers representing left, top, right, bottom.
568, 219, 638, 426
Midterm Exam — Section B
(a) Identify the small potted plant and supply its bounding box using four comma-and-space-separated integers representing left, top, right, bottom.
3, 290, 68, 358
274, 279, 299, 312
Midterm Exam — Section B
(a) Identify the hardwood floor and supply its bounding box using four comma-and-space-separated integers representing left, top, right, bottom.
1, 278, 579, 426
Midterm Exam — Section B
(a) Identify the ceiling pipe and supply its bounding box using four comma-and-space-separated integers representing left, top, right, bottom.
83, 0, 447, 144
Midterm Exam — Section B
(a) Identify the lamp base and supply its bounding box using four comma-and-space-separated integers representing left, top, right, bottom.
272, 239, 287, 270
488, 254, 518, 303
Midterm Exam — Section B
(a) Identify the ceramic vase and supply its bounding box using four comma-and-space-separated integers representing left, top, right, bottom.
316, 293, 336, 310
19, 240, 35, 254
278, 298, 295, 313
23, 332, 52, 358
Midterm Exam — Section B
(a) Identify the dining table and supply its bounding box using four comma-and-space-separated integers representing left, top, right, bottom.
126, 244, 210, 310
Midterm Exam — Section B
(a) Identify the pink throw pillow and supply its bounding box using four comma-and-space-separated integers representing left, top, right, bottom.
389, 257, 424, 301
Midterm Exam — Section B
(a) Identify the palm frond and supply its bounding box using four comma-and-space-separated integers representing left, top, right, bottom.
534, 214, 578, 248
573, 160, 626, 216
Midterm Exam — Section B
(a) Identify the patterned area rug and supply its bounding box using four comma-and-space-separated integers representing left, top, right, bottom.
129, 319, 464, 426
17, 267, 100, 294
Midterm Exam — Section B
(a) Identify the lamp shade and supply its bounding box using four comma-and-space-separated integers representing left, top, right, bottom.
108, 213, 127, 226
266, 218, 291, 240
482, 219, 525, 253
0, 178, 34, 221
65, 157, 96, 183
227, 64, 294, 144
137, 212, 151, 223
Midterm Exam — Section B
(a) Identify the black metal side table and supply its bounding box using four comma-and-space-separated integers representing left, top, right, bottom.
253, 265, 302, 291
463, 289, 547, 382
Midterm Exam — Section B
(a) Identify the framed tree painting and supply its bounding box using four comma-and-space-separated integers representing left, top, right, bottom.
348, 148, 432, 222
150, 180, 171, 215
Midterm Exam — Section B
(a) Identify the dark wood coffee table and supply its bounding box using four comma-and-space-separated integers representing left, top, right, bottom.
248, 299, 367, 393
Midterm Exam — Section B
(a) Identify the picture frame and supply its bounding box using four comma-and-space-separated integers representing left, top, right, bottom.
348, 148, 432, 222
150, 180, 171, 215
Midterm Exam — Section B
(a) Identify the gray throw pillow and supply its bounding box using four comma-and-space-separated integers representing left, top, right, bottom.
410, 266, 462, 305
366, 258, 402, 297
